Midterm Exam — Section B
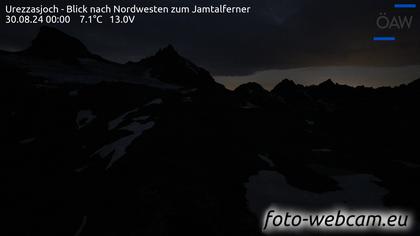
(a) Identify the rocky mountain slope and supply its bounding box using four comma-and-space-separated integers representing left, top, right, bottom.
2, 27, 420, 235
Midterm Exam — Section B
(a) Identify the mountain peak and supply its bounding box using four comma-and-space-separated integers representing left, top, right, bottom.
278, 79, 297, 87
22, 26, 94, 60
319, 79, 336, 87
150, 44, 185, 64
280, 79, 296, 85
271, 79, 299, 94
234, 82, 268, 95
134, 45, 217, 87
157, 44, 179, 56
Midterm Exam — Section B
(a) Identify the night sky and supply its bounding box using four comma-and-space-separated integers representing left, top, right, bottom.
1, 0, 420, 89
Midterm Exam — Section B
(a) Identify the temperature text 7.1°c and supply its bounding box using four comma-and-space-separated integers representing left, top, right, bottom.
79, 15, 136, 24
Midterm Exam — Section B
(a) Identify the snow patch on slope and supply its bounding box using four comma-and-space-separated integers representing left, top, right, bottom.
93, 121, 155, 169
245, 170, 387, 217
145, 98, 163, 106
76, 110, 96, 129
108, 108, 139, 130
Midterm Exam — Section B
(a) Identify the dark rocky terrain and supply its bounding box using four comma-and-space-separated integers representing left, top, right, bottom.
2, 26, 420, 235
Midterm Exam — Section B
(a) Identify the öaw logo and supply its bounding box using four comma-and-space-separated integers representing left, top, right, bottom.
374, 3, 416, 41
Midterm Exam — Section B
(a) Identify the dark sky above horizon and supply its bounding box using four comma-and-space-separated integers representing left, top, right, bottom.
1, 0, 420, 87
